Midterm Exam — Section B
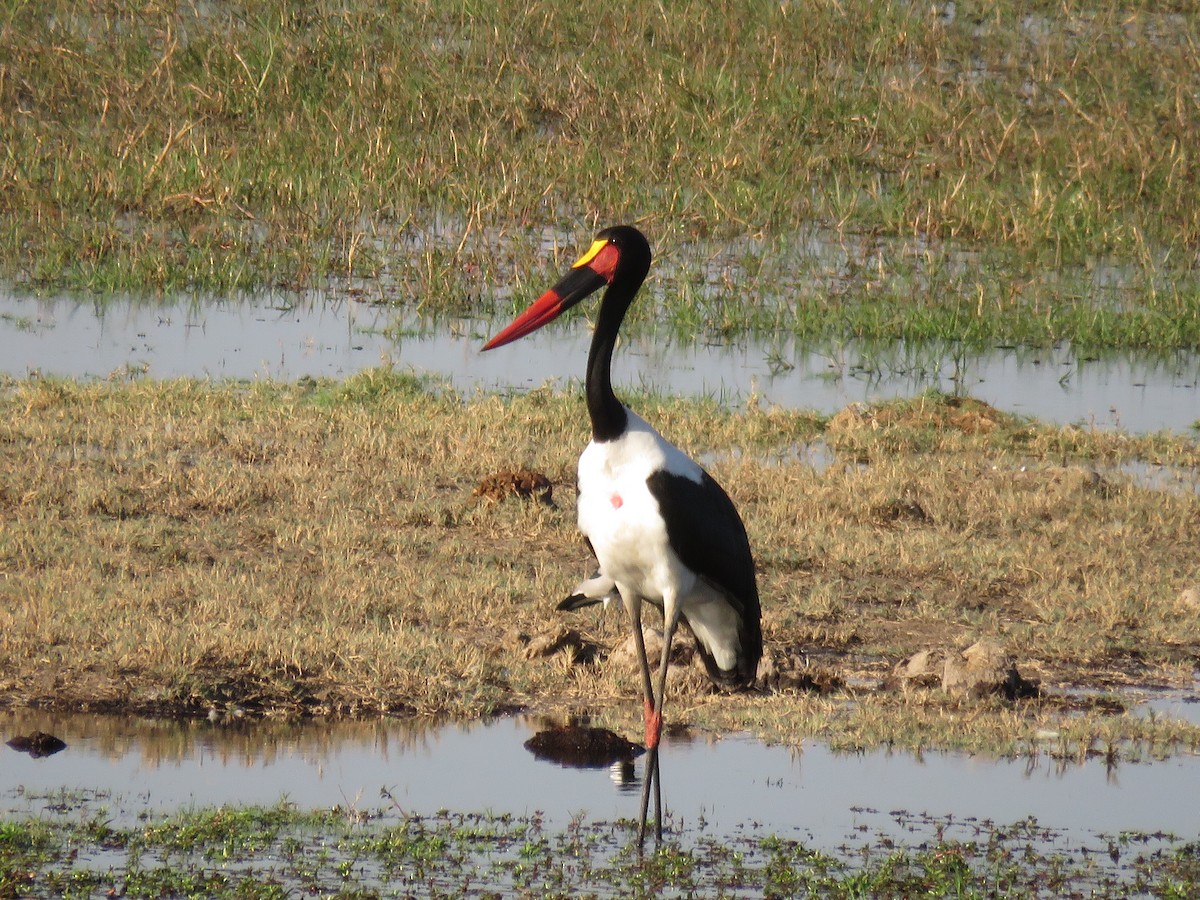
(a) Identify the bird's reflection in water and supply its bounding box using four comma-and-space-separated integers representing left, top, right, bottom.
523, 724, 643, 770
525, 724, 665, 836
609, 758, 636, 790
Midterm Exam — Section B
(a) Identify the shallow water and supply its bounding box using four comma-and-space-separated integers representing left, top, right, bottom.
2, 290, 1197, 434
1134, 683, 1200, 728
3, 710, 1198, 851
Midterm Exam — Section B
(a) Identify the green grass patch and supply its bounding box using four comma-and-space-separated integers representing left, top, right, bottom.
2, 2, 1199, 350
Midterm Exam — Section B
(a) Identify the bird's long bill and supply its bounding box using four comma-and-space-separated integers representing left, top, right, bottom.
481, 239, 618, 351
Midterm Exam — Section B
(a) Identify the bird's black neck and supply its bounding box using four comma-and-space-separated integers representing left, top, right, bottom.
586, 287, 631, 443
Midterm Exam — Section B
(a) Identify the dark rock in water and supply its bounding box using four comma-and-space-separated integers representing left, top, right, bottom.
524, 725, 644, 768
7, 730, 67, 758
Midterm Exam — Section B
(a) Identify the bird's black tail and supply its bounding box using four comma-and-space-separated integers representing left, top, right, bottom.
684, 613, 761, 691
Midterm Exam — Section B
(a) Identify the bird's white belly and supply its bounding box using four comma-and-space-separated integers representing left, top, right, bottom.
578, 482, 680, 600
576, 426, 698, 603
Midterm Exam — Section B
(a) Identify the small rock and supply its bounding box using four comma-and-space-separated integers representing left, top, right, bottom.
885, 648, 946, 690
758, 646, 842, 693
1178, 586, 1200, 611
943, 640, 1039, 700
608, 627, 710, 695
516, 625, 596, 663
610, 626, 668, 668
1048, 465, 1110, 498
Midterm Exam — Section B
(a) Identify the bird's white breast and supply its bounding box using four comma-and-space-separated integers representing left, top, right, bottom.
576, 409, 702, 602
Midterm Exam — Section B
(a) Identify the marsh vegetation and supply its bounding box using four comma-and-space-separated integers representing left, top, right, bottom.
5, 798, 1200, 899
2, 1, 1199, 350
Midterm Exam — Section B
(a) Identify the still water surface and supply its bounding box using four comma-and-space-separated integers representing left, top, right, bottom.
3, 710, 1198, 850
2, 291, 1197, 434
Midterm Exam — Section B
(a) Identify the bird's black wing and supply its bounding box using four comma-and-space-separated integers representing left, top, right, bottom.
646, 468, 763, 686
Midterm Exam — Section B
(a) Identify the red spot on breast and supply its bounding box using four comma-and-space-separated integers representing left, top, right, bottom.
610, 493, 623, 509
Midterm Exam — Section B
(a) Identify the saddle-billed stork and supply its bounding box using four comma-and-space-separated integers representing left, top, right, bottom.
483, 225, 762, 843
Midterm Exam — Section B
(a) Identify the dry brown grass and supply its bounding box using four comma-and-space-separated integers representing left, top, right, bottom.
1, 371, 1198, 753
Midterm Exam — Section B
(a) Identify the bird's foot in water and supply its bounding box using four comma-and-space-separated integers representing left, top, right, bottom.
643, 698, 662, 750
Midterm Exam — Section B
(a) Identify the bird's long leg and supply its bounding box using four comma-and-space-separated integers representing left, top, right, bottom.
640, 604, 681, 844
652, 747, 663, 842
637, 746, 656, 847
627, 599, 656, 745
647, 606, 682, 750
628, 595, 683, 845
625, 594, 659, 847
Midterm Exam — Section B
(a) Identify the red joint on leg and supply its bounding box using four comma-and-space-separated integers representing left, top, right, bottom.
643, 698, 662, 750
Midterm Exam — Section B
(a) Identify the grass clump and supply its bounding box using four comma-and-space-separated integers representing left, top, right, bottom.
1, 371, 1198, 756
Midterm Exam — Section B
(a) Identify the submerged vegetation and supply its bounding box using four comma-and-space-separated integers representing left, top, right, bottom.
2, 799, 1200, 898
2, 1, 1200, 349
1, 371, 1198, 756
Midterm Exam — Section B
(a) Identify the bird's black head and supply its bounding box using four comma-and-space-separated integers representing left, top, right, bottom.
481, 224, 653, 351
592, 224, 652, 289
